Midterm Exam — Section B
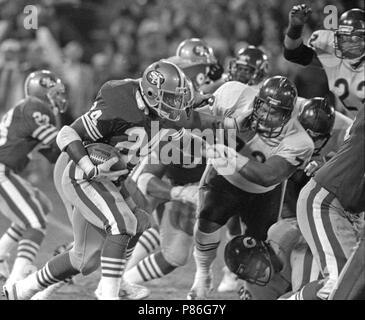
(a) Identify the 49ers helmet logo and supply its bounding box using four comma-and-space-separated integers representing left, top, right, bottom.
146, 70, 165, 86
39, 76, 56, 88
193, 45, 209, 56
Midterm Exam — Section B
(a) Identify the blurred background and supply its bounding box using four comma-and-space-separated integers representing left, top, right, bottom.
0, 0, 363, 123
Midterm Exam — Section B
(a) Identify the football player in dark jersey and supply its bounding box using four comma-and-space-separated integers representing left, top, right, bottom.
2, 58, 230, 300
292, 107, 364, 300
0, 70, 67, 286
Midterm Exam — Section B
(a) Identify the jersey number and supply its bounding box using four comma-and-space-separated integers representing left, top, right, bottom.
334, 78, 364, 112
33, 112, 50, 126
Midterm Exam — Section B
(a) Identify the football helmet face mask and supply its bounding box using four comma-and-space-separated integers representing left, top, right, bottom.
24, 70, 68, 113
140, 60, 194, 121
229, 46, 269, 85
334, 9, 365, 60
224, 236, 273, 286
250, 76, 297, 138
298, 97, 335, 156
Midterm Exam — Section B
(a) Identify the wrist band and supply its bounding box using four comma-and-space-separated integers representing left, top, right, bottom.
287, 25, 304, 40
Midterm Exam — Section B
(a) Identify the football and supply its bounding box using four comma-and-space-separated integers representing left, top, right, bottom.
85, 143, 126, 171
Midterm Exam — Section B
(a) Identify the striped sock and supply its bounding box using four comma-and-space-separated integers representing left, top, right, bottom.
99, 234, 130, 299
194, 227, 221, 278
35, 263, 62, 289
124, 251, 176, 284
0, 224, 24, 259
126, 227, 160, 270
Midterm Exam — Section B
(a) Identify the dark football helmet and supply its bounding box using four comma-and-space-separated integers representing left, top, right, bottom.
334, 8, 365, 60
24, 70, 68, 113
139, 60, 194, 121
224, 235, 273, 286
250, 76, 297, 138
228, 46, 269, 85
298, 97, 335, 155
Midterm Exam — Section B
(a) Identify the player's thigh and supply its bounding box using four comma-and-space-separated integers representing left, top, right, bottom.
0, 168, 48, 229
62, 163, 137, 235
243, 184, 283, 240
198, 184, 242, 226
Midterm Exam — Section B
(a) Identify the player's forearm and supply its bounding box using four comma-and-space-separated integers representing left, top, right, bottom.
137, 172, 173, 200
238, 161, 292, 187
283, 42, 315, 66
56, 125, 95, 176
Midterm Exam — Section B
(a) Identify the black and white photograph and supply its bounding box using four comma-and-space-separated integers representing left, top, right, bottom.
0, 0, 363, 312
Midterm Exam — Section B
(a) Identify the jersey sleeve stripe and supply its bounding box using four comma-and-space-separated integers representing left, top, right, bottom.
41, 130, 58, 145
81, 115, 98, 141
84, 114, 103, 139
31, 124, 51, 138
37, 127, 57, 141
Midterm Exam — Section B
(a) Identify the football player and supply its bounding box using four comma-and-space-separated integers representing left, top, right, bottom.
2, 60, 196, 300
227, 45, 269, 90
187, 76, 315, 300
224, 219, 322, 300
176, 38, 224, 93
293, 106, 364, 300
216, 45, 270, 292
284, 5, 364, 119
0, 70, 67, 286
282, 97, 353, 219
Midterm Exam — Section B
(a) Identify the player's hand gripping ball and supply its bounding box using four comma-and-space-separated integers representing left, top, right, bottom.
85, 143, 129, 181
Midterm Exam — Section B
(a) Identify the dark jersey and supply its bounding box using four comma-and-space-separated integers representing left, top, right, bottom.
315, 107, 365, 213
71, 79, 220, 185
0, 97, 58, 172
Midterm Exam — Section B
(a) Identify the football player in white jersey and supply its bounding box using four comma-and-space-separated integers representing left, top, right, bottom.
284, 5, 365, 120
187, 76, 315, 300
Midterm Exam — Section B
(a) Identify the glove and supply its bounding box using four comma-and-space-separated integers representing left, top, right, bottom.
304, 160, 323, 177
207, 62, 224, 81
289, 4, 312, 27
89, 157, 129, 181
238, 285, 253, 300
192, 91, 215, 110
170, 184, 199, 207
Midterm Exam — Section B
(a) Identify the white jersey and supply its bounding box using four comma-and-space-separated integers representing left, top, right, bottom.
210, 81, 314, 193
308, 30, 365, 119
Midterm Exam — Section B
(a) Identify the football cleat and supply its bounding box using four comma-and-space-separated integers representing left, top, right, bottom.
30, 281, 67, 300
119, 279, 151, 300
217, 266, 240, 293
186, 270, 214, 300
94, 279, 151, 300
3, 278, 38, 300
